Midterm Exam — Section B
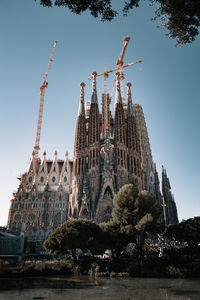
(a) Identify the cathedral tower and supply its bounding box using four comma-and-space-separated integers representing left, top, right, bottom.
70, 82, 89, 218
133, 104, 155, 193
162, 166, 179, 224
87, 72, 101, 215
114, 73, 128, 189
126, 83, 142, 189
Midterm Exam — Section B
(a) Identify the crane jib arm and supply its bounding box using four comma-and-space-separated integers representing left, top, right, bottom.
34, 40, 57, 159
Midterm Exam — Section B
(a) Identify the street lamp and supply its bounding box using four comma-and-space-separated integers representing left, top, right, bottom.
161, 196, 167, 227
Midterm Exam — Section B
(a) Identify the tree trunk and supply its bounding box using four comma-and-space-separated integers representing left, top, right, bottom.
72, 248, 77, 262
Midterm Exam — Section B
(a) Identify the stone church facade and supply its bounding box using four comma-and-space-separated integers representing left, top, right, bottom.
69, 75, 142, 223
7, 74, 178, 245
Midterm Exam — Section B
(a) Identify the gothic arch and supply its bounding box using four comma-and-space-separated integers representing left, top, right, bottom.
95, 185, 114, 223
80, 207, 90, 219
104, 186, 113, 199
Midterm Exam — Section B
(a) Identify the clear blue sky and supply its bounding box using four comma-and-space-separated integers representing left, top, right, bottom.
0, 0, 199, 226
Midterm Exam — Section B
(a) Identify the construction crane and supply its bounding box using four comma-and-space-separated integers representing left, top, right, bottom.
88, 36, 142, 101
116, 36, 130, 100
88, 59, 142, 97
88, 59, 142, 81
88, 37, 131, 86
34, 40, 57, 159
109, 59, 142, 102
88, 37, 142, 133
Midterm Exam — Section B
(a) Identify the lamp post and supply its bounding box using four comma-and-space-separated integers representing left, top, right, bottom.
161, 196, 167, 227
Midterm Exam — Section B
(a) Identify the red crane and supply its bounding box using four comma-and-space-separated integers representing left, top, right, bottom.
109, 59, 142, 102
88, 37, 142, 132
116, 36, 130, 100
88, 37, 142, 102
34, 41, 57, 158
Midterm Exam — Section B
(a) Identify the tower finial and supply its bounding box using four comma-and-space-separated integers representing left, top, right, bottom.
127, 82, 132, 99
91, 72, 98, 103
115, 72, 122, 104
126, 82, 132, 95
78, 82, 86, 116
80, 82, 86, 102
126, 82, 133, 115
92, 71, 97, 89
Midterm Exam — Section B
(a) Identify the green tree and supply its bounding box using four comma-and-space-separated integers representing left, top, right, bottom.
164, 216, 200, 247
44, 219, 102, 260
99, 221, 130, 258
36, 0, 200, 45
112, 184, 161, 234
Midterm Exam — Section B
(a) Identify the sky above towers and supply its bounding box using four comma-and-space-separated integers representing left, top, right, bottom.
0, 0, 199, 226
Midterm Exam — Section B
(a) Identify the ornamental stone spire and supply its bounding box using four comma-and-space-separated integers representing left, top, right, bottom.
162, 166, 179, 225
74, 83, 87, 152
88, 72, 100, 146
91, 72, 98, 103
114, 72, 126, 144
78, 82, 86, 116
127, 82, 134, 115
115, 72, 122, 105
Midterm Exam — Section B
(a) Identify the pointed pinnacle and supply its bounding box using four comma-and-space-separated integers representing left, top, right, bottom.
126, 82, 132, 98
115, 72, 122, 104
126, 82, 134, 115
80, 82, 86, 102
78, 82, 86, 116
91, 71, 98, 103
92, 72, 97, 90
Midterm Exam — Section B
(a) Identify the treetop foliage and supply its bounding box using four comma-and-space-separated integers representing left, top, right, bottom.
112, 184, 161, 233
38, 0, 117, 21
165, 216, 200, 247
44, 218, 103, 257
99, 221, 130, 256
37, 0, 200, 45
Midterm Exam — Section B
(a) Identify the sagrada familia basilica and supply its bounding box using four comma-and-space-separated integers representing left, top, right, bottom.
7, 42, 178, 248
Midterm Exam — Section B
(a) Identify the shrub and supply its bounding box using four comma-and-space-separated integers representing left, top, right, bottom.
166, 266, 187, 278
88, 262, 100, 277
19, 259, 73, 274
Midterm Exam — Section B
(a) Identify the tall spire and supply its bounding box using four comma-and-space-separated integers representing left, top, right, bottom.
74, 82, 87, 154
27, 150, 38, 175
115, 72, 122, 104
78, 82, 86, 116
91, 71, 98, 103
126, 82, 134, 115
162, 166, 178, 224
126, 82, 138, 150
114, 72, 126, 144
54, 150, 58, 161
88, 71, 100, 146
